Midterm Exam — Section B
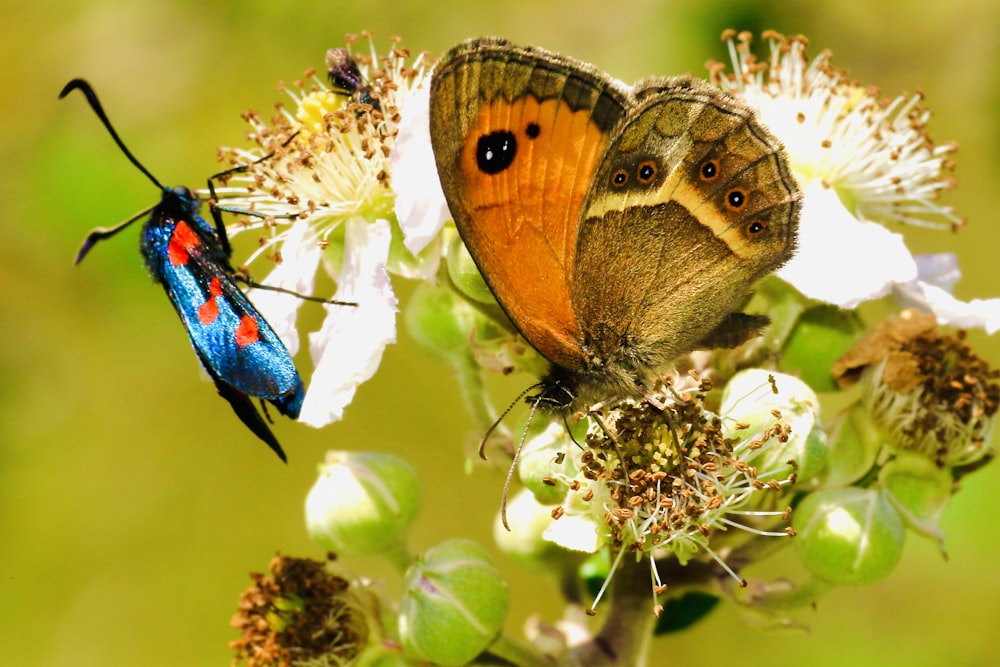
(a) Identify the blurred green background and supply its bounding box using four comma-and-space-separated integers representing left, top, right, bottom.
5, 0, 1000, 665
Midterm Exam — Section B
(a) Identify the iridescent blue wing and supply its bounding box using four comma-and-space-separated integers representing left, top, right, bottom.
134, 190, 304, 462
140, 204, 304, 417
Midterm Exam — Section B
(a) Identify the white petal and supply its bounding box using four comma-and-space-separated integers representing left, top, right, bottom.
298, 217, 398, 427
894, 281, 1000, 335
542, 513, 603, 553
777, 181, 918, 308
390, 82, 450, 256
244, 218, 321, 356
914, 253, 961, 293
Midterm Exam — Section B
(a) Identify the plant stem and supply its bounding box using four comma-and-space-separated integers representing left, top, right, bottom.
486, 632, 555, 667
568, 557, 657, 666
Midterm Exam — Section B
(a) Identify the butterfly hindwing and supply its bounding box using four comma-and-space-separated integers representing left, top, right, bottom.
574, 76, 799, 381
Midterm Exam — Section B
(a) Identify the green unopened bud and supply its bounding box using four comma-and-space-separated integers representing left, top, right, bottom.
793, 487, 905, 585
880, 451, 952, 545
720, 369, 828, 486
822, 403, 883, 487
516, 422, 573, 505
399, 539, 510, 666
781, 305, 865, 392
447, 233, 495, 304
305, 451, 420, 558
404, 281, 479, 362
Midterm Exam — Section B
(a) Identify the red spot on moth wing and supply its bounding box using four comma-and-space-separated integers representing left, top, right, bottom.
198, 298, 219, 324
235, 315, 260, 347
168, 221, 201, 266
197, 278, 223, 324
207, 277, 223, 297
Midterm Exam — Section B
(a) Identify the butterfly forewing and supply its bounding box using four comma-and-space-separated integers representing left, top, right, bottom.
431, 38, 631, 370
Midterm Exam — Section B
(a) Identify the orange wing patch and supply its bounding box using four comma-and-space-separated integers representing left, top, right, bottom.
456, 96, 610, 369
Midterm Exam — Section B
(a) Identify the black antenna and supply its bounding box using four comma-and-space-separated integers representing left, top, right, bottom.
59, 78, 165, 191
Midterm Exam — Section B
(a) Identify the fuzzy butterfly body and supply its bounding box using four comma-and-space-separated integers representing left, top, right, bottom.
430, 38, 801, 409
63, 79, 302, 461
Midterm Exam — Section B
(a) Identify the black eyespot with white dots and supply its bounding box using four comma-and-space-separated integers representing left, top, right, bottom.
745, 220, 768, 237
611, 169, 629, 188
725, 188, 748, 211
476, 131, 517, 175
700, 159, 719, 181
637, 160, 658, 185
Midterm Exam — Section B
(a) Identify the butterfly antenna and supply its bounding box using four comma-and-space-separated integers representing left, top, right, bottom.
499, 392, 546, 531
59, 78, 165, 191
562, 412, 585, 450
478, 381, 544, 459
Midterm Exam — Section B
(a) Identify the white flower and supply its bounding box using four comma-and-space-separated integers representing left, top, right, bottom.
894, 280, 1000, 335
709, 30, 1000, 330
714, 30, 961, 231
206, 36, 435, 427
244, 218, 322, 356
777, 181, 917, 308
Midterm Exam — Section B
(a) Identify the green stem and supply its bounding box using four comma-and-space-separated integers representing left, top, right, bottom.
568, 557, 657, 666
486, 632, 555, 667
453, 350, 503, 436
381, 541, 415, 574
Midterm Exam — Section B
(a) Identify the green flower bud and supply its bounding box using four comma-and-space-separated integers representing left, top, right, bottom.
516, 422, 573, 505
404, 280, 478, 362
399, 539, 510, 666
720, 369, 828, 486
822, 403, 883, 487
447, 233, 495, 305
880, 451, 952, 544
793, 487, 905, 585
781, 305, 865, 392
305, 451, 420, 558
368, 654, 410, 667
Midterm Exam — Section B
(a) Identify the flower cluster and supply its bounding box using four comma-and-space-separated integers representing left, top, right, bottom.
710, 30, 1000, 330
220, 31, 999, 667
508, 372, 810, 616
208, 34, 444, 428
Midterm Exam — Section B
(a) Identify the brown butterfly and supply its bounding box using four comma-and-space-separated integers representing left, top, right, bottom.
430, 37, 800, 412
